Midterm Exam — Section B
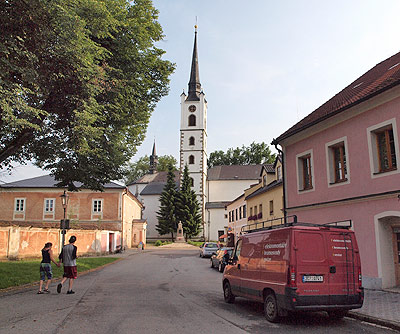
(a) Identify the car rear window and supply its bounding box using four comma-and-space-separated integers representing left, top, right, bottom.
206, 243, 218, 248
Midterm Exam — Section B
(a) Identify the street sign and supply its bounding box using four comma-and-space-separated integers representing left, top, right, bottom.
60, 219, 70, 230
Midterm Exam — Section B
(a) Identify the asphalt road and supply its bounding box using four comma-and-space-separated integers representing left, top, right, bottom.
0, 249, 395, 334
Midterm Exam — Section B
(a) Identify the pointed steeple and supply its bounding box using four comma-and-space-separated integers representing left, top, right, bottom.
151, 140, 157, 156
149, 140, 158, 174
187, 25, 201, 101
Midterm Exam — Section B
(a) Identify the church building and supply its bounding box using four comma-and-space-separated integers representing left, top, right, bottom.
128, 27, 263, 242
179, 25, 208, 229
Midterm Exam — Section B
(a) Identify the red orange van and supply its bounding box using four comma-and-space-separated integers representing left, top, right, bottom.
222, 216, 364, 322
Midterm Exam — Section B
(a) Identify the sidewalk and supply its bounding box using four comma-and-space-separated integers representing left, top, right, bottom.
348, 288, 400, 331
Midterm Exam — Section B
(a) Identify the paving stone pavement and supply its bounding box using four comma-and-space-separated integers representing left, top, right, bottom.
349, 289, 400, 330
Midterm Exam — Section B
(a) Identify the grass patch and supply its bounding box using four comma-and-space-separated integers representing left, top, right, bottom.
154, 240, 173, 246
187, 240, 203, 247
0, 257, 118, 290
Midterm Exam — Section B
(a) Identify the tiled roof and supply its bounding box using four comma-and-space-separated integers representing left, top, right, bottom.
263, 164, 275, 173
207, 165, 263, 181
127, 171, 180, 185
140, 181, 180, 195
273, 51, 400, 144
205, 201, 232, 209
0, 175, 124, 189
245, 179, 283, 200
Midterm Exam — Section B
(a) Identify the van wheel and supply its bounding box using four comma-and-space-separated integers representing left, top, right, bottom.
328, 310, 347, 320
218, 262, 224, 272
223, 282, 235, 303
264, 294, 280, 323
210, 260, 214, 268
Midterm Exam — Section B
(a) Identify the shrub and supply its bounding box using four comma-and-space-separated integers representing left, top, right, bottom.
155, 240, 162, 246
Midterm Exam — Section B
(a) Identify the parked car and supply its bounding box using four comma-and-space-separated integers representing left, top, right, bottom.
223, 216, 364, 323
199, 242, 219, 258
211, 247, 234, 272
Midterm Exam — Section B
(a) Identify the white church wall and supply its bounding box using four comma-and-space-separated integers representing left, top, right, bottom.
207, 179, 258, 202
205, 208, 228, 241
141, 194, 161, 240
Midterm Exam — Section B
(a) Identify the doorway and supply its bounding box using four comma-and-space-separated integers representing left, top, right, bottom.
393, 228, 400, 286
109, 233, 114, 252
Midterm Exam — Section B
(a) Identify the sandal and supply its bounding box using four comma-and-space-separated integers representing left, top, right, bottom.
43, 289, 50, 293
37, 291, 43, 294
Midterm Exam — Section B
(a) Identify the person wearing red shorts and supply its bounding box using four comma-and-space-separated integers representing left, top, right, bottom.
57, 236, 77, 294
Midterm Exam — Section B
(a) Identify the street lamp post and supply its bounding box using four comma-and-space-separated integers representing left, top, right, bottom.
60, 190, 70, 247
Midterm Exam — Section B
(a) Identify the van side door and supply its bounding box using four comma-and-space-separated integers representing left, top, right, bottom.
225, 239, 243, 296
239, 237, 262, 301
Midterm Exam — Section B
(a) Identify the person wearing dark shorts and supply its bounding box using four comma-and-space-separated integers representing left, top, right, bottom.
38, 242, 60, 294
57, 236, 78, 294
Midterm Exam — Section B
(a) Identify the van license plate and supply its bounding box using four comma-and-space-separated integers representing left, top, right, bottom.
302, 275, 323, 283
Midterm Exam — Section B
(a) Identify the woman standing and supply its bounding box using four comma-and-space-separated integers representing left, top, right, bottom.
38, 242, 60, 294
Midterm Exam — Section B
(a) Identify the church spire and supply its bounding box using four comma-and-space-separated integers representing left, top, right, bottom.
149, 140, 158, 174
187, 25, 201, 101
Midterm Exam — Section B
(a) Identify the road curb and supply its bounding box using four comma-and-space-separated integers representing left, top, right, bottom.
347, 311, 400, 331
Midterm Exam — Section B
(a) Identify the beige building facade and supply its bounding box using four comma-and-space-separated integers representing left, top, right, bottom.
0, 175, 145, 259
245, 158, 284, 229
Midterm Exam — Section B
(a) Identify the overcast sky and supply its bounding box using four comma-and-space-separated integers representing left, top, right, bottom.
2, 0, 400, 183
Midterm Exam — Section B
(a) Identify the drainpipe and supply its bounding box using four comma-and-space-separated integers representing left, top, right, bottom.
273, 141, 287, 221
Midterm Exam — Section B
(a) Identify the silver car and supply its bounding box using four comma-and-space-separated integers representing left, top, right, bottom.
199, 242, 219, 258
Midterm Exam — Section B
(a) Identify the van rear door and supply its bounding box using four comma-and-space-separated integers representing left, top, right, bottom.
294, 230, 330, 300
328, 231, 357, 299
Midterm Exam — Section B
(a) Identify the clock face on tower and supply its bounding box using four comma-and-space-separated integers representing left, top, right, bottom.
188, 105, 196, 112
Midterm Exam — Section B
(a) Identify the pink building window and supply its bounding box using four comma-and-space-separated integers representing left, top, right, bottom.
376, 128, 397, 172
301, 155, 313, 190
332, 143, 347, 183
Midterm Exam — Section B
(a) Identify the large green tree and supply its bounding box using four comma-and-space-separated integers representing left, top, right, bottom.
124, 154, 177, 184
176, 165, 202, 240
207, 142, 276, 168
156, 164, 178, 241
0, 0, 174, 190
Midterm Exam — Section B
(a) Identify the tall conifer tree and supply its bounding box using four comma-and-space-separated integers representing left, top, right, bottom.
156, 165, 178, 241
177, 165, 202, 240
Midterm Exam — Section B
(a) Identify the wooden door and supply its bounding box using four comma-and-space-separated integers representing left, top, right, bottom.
393, 228, 400, 286
109, 233, 114, 252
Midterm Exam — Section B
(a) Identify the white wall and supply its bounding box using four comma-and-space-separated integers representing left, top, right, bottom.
140, 194, 160, 239
207, 179, 258, 202
205, 208, 227, 241
206, 179, 259, 241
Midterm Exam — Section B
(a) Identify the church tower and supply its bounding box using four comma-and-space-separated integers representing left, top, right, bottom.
149, 140, 158, 174
180, 25, 207, 226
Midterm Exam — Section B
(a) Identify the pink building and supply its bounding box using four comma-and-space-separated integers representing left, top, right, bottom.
273, 52, 400, 290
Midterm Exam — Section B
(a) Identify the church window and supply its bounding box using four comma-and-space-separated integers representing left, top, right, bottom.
189, 136, 195, 146
188, 115, 196, 126
189, 155, 195, 164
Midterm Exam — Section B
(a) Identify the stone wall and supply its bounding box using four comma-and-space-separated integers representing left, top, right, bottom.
0, 226, 121, 260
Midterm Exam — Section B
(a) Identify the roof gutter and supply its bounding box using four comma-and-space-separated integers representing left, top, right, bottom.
272, 142, 287, 219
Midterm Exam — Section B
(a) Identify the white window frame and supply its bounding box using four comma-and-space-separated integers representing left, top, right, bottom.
367, 118, 399, 179
14, 198, 26, 212
14, 198, 26, 220
92, 199, 103, 213
325, 136, 350, 188
296, 149, 315, 194
44, 198, 55, 213
43, 198, 55, 220
277, 165, 282, 180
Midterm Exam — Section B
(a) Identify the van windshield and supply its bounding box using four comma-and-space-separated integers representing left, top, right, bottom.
206, 243, 218, 248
